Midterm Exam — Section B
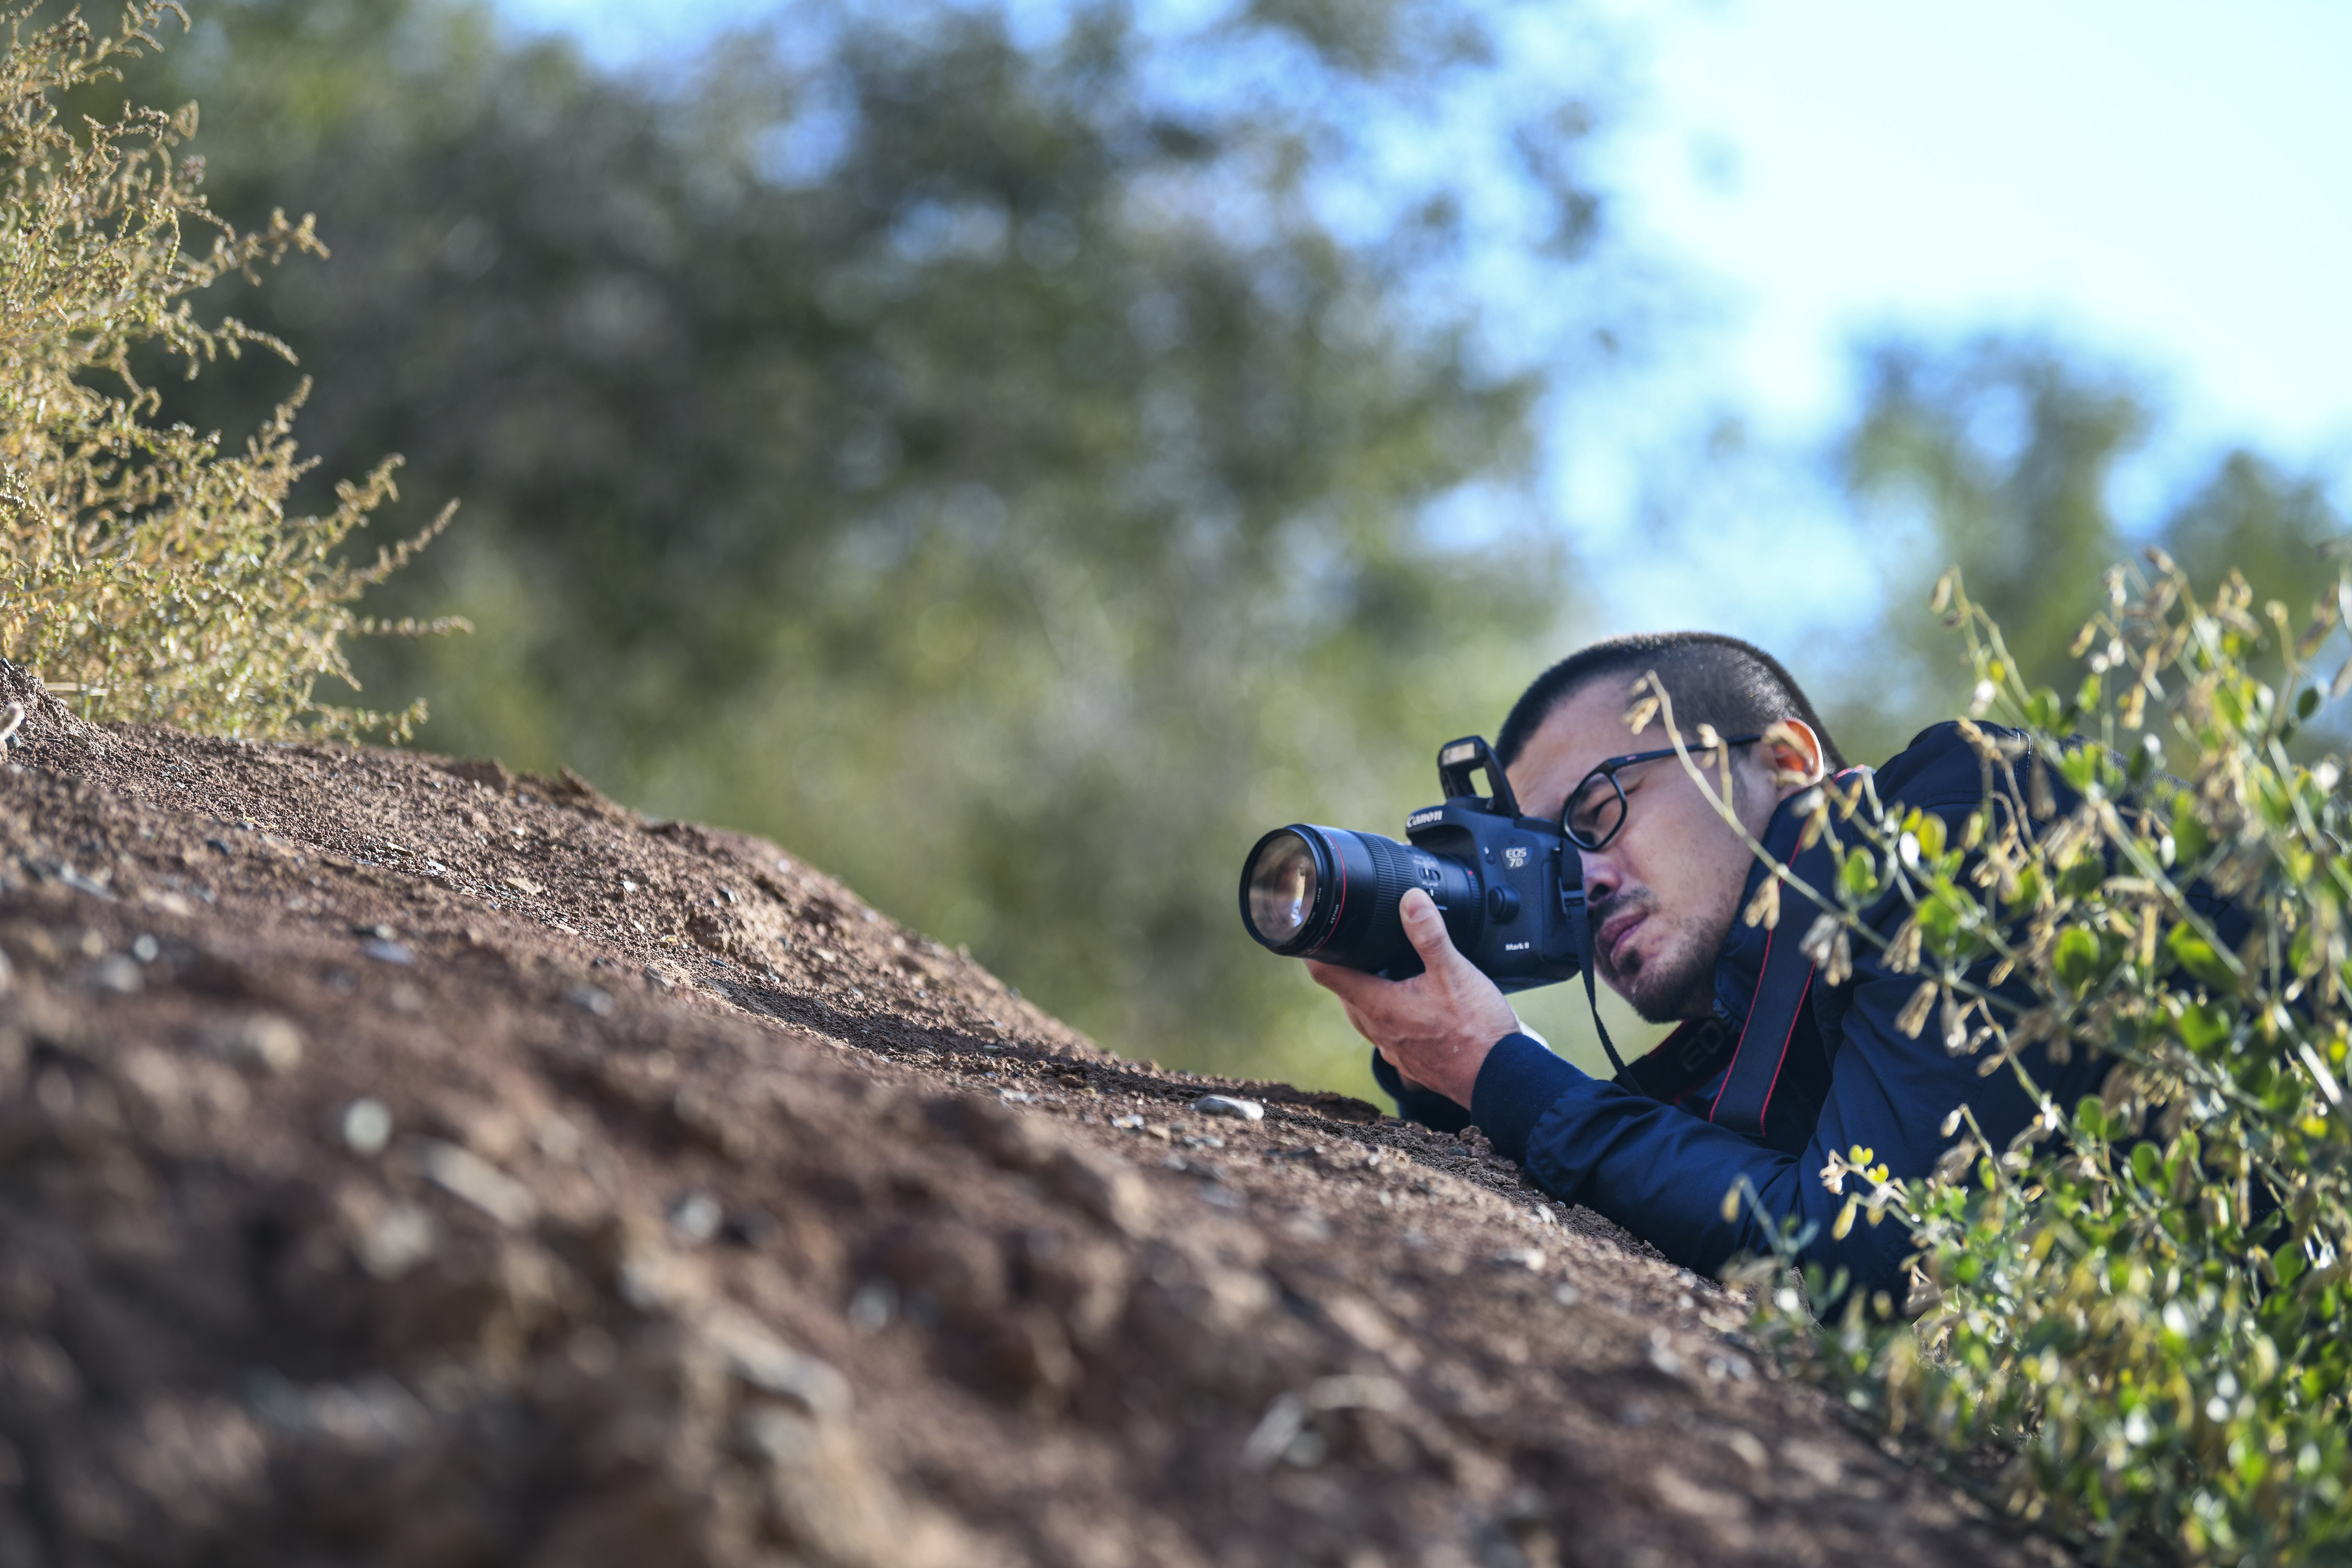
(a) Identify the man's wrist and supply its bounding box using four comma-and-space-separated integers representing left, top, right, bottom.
1469, 1033, 1584, 1163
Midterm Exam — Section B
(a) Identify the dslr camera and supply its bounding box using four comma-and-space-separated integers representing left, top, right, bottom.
1238, 736, 1592, 989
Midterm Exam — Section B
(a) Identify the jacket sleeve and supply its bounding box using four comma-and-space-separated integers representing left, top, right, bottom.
1370, 1048, 1473, 1133
1475, 939, 2061, 1311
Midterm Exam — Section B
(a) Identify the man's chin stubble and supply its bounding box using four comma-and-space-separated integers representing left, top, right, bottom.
1616, 922, 1724, 1024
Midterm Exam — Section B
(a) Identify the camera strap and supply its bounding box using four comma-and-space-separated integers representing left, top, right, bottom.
1705, 804, 1834, 1140
1607, 794, 1839, 1142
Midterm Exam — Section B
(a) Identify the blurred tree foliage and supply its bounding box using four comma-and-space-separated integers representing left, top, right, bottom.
114, 0, 1608, 1090
1832, 336, 2346, 766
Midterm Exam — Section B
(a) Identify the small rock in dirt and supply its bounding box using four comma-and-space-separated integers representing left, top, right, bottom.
1111, 1115, 1145, 1131
418, 1139, 537, 1228
669, 1191, 724, 1244
360, 938, 414, 965
847, 1281, 896, 1334
130, 933, 158, 963
1553, 1282, 1581, 1307
352, 922, 396, 940
568, 984, 615, 1016
1191, 1094, 1263, 1122
706, 1312, 851, 1418
200, 1013, 304, 1074
54, 865, 114, 901
341, 1098, 394, 1156
90, 954, 141, 994
1492, 1247, 1547, 1272
355, 1202, 439, 1279
533, 1115, 581, 1161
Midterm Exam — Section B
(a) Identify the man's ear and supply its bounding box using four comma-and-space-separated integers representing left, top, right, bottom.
1761, 719, 1825, 794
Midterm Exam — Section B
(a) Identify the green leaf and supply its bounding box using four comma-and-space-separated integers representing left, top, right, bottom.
2177, 1001, 2232, 1050
2131, 1141, 2162, 1189
2166, 921, 2238, 992
2059, 746, 2099, 791
2171, 797, 2211, 868
1840, 848, 1880, 899
2024, 687, 2063, 732
1913, 812, 1946, 860
2054, 926, 2104, 992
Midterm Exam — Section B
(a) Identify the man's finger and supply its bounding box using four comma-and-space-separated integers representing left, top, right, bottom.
1305, 959, 1371, 1000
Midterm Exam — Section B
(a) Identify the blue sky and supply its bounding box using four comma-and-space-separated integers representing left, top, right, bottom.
492, 0, 2352, 640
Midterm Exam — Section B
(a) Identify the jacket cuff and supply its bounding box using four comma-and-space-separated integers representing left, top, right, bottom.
1472, 1033, 1584, 1163
1369, 1049, 1472, 1133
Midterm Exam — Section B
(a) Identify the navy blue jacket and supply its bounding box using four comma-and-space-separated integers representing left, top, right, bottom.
1374, 721, 2235, 1306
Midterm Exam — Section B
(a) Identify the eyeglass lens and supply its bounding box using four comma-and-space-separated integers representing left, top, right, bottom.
1564, 772, 1623, 848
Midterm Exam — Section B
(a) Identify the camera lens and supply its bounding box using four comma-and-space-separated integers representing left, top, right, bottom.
1239, 823, 1477, 977
1243, 829, 1320, 944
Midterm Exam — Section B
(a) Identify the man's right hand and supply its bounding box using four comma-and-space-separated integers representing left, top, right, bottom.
1306, 888, 1521, 1108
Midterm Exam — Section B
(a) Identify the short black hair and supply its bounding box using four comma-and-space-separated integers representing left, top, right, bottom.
1495, 631, 1846, 772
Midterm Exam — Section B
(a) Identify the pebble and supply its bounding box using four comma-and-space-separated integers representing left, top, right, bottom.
669, 1191, 724, 1244
355, 1203, 438, 1279
1111, 1115, 1146, 1131
1492, 1247, 1547, 1271
91, 954, 141, 994
341, 1098, 394, 1156
360, 939, 414, 966
568, 985, 615, 1016
203, 1013, 305, 1074
847, 1281, 895, 1334
419, 1140, 538, 1229
1191, 1094, 1263, 1122
707, 1313, 851, 1419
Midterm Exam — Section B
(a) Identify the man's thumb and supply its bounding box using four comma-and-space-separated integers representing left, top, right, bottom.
1399, 889, 1453, 955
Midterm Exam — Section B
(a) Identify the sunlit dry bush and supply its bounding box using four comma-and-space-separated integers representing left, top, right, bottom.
1710, 557, 2352, 1561
0, 2, 455, 737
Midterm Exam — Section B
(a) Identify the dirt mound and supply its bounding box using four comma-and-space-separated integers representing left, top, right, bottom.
0, 663, 2058, 1567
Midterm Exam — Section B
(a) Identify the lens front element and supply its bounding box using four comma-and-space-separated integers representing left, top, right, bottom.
1243, 829, 1322, 946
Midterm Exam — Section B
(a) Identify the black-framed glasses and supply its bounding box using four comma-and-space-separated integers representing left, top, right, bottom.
1562, 734, 1763, 851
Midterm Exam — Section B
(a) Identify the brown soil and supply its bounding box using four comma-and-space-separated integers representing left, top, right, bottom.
0, 662, 2063, 1568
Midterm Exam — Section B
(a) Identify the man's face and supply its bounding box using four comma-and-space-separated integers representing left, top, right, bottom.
1505, 681, 1782, 1023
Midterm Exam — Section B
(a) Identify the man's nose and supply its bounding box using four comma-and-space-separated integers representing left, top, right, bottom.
1578, 849, 1622, 907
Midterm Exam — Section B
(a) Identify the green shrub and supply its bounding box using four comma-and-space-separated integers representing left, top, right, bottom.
0, 2, 455, 738
1713, 557, 2352, 1562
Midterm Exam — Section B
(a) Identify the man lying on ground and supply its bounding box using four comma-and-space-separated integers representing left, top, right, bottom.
1311, 631, 2243, 1312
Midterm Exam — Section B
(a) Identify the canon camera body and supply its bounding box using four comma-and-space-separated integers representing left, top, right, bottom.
1238, 736, 1591, 990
